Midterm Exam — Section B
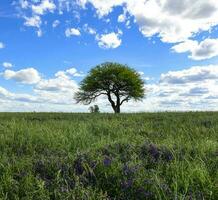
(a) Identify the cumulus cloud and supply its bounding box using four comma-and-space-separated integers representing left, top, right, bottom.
160, 65, 218, 84
180, 87, 209, 96
32, 0, 56, 15
35, 67, 83, 98
77, 0, 125, 18
96, 31, 122, 49
0, 42, 5, 49
19, 0, 29, 9
0, 86, 12, 99
35, 75, 78, 93
0, 86, 87, 112
0, 85, 72, 111
33, 69, 80, 105
3, 68, 41, 84
126, 0, 218, 43
24, 15, 41, 28
2, 62, 13, 68
0, 67, 83, 110
146, 65, 218, 110
66, 68, 85, 77
77, 0, 218, 43
55, 67, 85, 78
65, 28, 81, 37
172, 38, 218, 60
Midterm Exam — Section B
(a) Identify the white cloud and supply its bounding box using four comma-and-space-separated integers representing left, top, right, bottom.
118, 13, 126, 23
0, 86, 12, 99
172, 38, 218, 60
52, 19, 60, 28
55, 68, 85, 78
0, 68, 82, 110
37, 29, 43, 37
32, 0, 56, 15
3, 68, 41, 84
180, 87, 209, 96
66, 68, 85, 77
65, 28, 81, 37
171, 40, 198, 53
138, 71, 152, 81
96, 31, 122, 49
160, 65, 218, 84
0, 42, 5, 49
77, 0, 125, 18
147, 65, 218, 111
126, 0, 218, 43
0, 85, 73, 111
2, 62, 13, 68
24, 15, 41, 28
19, 0, 29, 9
35, 75, 78, 93
83, 24, 96, 35
34, 70, 79, 105
77, 0, 218, 44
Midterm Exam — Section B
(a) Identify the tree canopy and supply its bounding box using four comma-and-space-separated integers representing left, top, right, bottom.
74, 62, 145, 113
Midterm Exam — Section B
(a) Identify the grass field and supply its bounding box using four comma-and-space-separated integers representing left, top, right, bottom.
0, 112, 217, 200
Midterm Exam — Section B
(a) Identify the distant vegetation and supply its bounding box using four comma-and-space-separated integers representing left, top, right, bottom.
89, 105, 100, 113
0, 112, 217, 199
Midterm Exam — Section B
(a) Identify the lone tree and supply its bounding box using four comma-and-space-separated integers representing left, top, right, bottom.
74, 62, 145, 113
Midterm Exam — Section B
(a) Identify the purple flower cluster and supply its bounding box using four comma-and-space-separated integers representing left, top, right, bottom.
103, 156, 112, 167
140, 142, 174, 163
148, 144, 160, 161
73, 157, 84, 175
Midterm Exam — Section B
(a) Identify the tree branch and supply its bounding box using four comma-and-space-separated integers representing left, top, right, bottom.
120, 96, 130, 105
75, 91, 107, 105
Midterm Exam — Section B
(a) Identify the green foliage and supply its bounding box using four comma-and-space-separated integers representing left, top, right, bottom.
0, 112, 217, 199
75, 62, 145, 113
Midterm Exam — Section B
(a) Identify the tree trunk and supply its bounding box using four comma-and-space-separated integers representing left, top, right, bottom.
115, 105, 120, 113
107, 92, 121, 113
115, 93, 120, 113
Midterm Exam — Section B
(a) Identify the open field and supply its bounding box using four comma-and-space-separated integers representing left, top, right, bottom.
0, 112, 217, 200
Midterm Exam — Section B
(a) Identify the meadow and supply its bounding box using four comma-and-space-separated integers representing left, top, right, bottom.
0, 112, 217, 200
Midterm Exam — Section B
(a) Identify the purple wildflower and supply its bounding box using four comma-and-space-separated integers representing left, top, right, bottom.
103, 156, 112, 167
149, 144, 160, 161
73, 158, 84, 175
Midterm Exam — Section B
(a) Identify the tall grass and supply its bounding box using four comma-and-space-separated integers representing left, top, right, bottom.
0, 112, 217, 199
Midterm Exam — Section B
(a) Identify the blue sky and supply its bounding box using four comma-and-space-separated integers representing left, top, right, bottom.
0, 0, 218, 112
